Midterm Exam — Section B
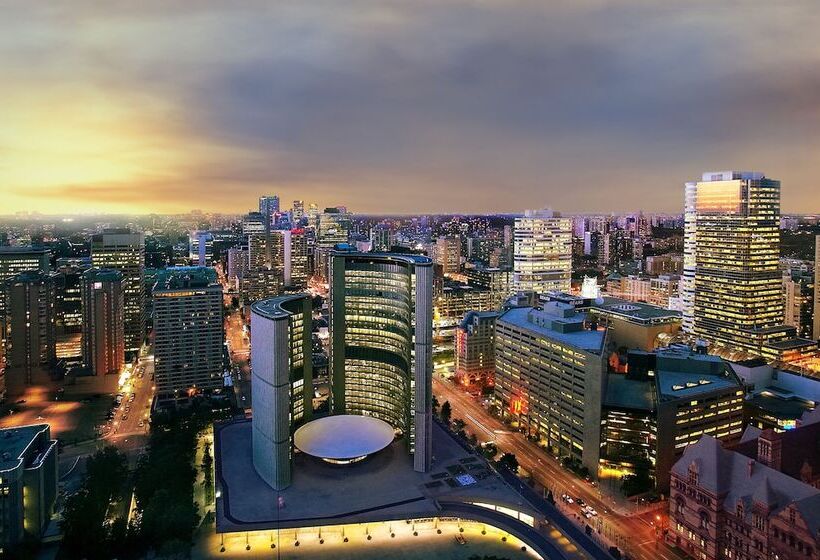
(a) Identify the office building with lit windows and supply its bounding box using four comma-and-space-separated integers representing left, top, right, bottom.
435, 236, 462, 275
455, 311, 499, 387
81, 269, 125, 376
601, 347, 745, 494
493, 301, 607, 473
329, 247, 433, 472
3, 272, 57, 386
815, 235, 820, 340
271, 228, 309, 289
681, 172, 818, 365
90, 229, 145, 357
152, 268, 224, 400
250, 294, 313, 490
0, 247, 50, 335
315, 208, 352, 277
0, 424, 58, 552
513, 208, 571, 294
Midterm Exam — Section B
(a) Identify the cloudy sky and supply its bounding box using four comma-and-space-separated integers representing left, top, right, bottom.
2, 1, 819, 215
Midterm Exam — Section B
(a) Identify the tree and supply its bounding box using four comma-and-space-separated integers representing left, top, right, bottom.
440, 400, 452, 424
497, 453, 519, 473
431, 395, 440, 416
452, 418, 466, 433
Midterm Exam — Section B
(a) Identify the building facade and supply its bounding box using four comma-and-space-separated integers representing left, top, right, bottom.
513, 209, 572, 295
0, 424, 58, 552
667, 431, 820, 560
0, 247, 50, 336
90, 229, 145, 357
329, 248, 433, 472
81, 269, 125, 376
681, 172, 808, 362
493, 302, 607, 473
250, 294, 313, 490
814, 235, 820, 340
455, 311, 499, 388
152, 268, 224, 400
435, 236, 462, 275
3, 272, 57, 386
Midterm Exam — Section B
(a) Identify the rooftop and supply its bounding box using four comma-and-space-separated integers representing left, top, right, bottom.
0, 424, 51, 473
593, 296, 682, 324
498, 304, 604, 353
151, 266, 219, 291
0, 246, 49, 255
251, 293, 309, 321
604, 375, 654, 411
673, 436, 820, 534
332, 245, 433, 266
293, 415, 395, 460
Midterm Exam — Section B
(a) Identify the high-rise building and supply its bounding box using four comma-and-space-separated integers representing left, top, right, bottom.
3, 272, 57, 385
250, 294, 314, 490
370, 225, 394, 252
494, 302, 606, 473
189, 231, 214, 266
153, 268, 224, 400
90, 229, 145, 357
0, 247, 50, 334
0, 424, 58, 552
513, 208, 572, 294
435, 236, 462, 275
329, 247, 433, 472
455, 311, 499, 388
53, 263, 85, 363
814, 235, 820, 340
259, 195, 280, 228
682, 172, 817, 363
244, 232, 283, 302
292, 200, 305, 223
276, 228, 309, 289
315, 208, 352, 277
81, 269, 125, 376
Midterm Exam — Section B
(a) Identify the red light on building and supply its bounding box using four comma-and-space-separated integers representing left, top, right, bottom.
510, 398, 523, 415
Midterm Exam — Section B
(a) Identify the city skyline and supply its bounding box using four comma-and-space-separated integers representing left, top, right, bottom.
3, 2, 820, 215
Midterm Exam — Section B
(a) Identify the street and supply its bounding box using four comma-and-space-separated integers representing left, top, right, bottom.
433, 375, 685, 560
103, 354, 156, 440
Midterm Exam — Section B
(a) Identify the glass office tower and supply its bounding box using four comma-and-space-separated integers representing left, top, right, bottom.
329, 247, 433, 472
682, 172, 786, 354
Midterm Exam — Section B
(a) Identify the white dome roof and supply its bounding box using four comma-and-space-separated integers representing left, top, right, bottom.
293, 415, 395, 460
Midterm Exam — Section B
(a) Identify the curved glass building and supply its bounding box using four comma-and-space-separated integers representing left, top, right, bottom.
250, 294, 313, 490
329, 247, 433, 472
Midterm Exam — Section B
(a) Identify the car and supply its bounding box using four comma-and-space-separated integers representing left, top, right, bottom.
124, 406, 131, 413
122, 415, 128, 421
585, 512, 593, 519
576, 498, 586, 507
15, 399, 26, 404
138, 420, 145, 427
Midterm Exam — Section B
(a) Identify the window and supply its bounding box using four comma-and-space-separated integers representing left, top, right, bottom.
736, 503, 744, 519
700, 511, 710, 529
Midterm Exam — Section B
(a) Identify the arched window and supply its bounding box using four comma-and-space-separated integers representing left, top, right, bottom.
699, 511, 710, 529
676, 497, 686, 515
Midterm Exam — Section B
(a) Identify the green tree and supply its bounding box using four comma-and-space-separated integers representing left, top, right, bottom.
440, 400, 452, 424
497, 453, 519, 473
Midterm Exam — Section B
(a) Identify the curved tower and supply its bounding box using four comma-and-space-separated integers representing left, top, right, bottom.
250, 294, 313, 490
329, 247, 433, 472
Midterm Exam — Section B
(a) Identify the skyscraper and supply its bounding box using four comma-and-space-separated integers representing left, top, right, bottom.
513, 208, 572, 294
90, 229, 145, 357
814, 235, 820, 340
259, 195, 280, 228
329, 247, 433, 472
291, 200, 305, 223
435, 236, 462, 275
682, 172, 788, 355
3, 272, 57, 385
315, 208, 352, 277
0, 247, 50, 335
81, 269, 125, 376
250, 294, 313, 490
153, 268, 224, 400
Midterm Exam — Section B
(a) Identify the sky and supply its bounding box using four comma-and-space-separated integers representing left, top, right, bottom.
1, 1, 819, 215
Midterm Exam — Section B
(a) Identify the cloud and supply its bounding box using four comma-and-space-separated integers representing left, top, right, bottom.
1, 1, 819, 214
